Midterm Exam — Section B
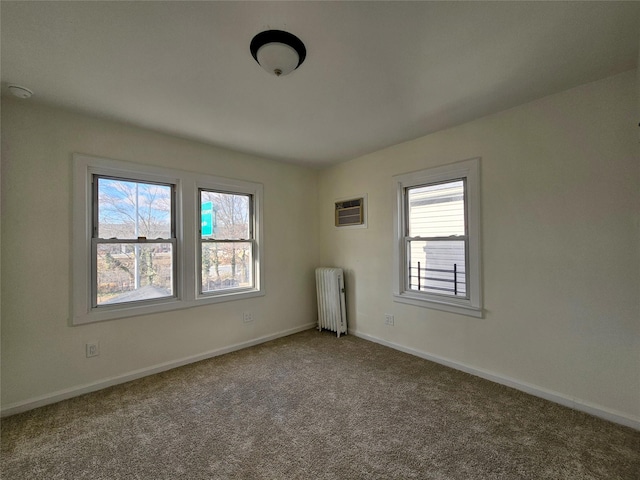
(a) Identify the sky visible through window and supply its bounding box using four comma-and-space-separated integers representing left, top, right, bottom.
98, 178, 172, 239
95, 177, 174, 305
199, 190, 252, 293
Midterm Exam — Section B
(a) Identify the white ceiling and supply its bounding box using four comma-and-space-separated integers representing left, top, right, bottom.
2, 1, 638, 168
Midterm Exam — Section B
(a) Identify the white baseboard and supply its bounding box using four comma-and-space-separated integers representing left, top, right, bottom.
1, 323, 316, 418
350, 329, 640, 431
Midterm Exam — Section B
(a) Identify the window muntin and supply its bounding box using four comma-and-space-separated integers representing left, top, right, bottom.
405, 179, 468, 298
393, 158, 482, 317
199, 190, 255, 294
93, 176, 176, 307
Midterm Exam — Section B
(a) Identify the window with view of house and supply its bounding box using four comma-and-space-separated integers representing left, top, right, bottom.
406, 180, 467, 297
393, 158, 482, 317
72, 154, 263, 325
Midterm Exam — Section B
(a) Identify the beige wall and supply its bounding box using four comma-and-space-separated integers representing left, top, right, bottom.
1, 99, 319, 408
318, 70, 640, 423
2, 69, 639, 426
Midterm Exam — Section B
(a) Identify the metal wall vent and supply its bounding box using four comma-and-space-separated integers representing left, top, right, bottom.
335, 198, 364, 227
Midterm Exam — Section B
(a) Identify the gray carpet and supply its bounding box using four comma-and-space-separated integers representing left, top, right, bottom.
2, 329, 639, 479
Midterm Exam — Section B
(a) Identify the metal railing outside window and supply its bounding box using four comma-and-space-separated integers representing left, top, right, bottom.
408, 262, 465, 297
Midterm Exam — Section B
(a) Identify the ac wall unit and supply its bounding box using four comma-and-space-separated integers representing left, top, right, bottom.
335, 198, 364, 227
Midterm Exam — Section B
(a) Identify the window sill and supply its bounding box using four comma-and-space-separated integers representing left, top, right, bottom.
393, 292, 484, 318
72, 289, 265, 325
73, 297, 183, 325
195, 288, 265, 305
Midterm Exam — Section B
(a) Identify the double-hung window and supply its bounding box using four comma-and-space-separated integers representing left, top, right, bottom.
393, 158, 482, 317
198, 189, 255, 295
94, 176, 177, 307
73, 154, 263, 325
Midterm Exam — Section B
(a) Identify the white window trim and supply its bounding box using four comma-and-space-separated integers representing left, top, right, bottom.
392, 157, 483, 318
194, 177, 263, 301
72, 154, 264, 325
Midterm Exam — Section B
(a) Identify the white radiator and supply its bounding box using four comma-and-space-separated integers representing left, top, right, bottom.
315, 267, 347, 337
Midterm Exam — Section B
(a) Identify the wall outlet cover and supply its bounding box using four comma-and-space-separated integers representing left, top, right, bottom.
86, 343, 100, 357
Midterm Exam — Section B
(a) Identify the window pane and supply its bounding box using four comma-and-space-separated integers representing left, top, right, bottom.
201, 242, 252, 292
408, 180, 465, 237
98, 177, 172, 239
96, 243, 174, 305
200, 191, 250, 240
408, 240, 467, 297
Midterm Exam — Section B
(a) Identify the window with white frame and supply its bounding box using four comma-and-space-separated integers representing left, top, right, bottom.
94, 176, 177, 307
72, 154, 263, 325
198, 189, 255, 295
393, 158, 482, 317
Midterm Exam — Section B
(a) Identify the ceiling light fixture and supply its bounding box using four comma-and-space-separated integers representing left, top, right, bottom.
250, 30, 306, 77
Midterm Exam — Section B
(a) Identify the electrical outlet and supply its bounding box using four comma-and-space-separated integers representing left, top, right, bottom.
86, 342, 100, 358
242, 312, 254, 323
384, 314, 395, 326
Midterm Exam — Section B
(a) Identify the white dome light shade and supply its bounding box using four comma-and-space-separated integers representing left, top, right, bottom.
250, 30, 306, 77
256, 42, 299, 77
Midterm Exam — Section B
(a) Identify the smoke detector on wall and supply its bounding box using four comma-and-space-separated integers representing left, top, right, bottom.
8, 84, 33, 99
